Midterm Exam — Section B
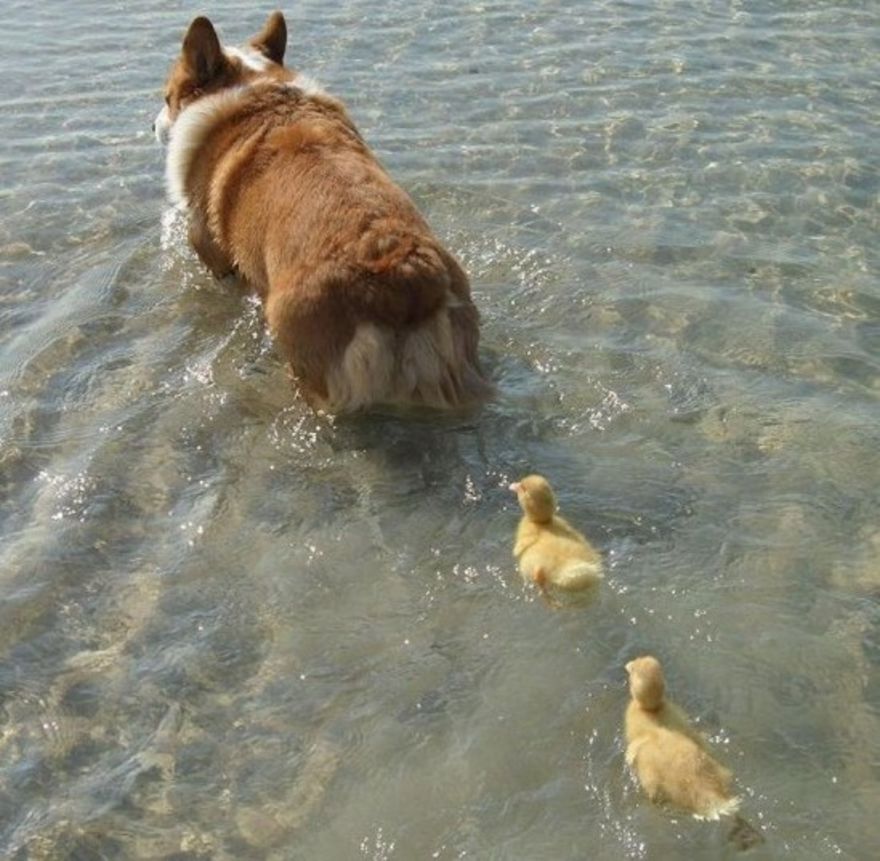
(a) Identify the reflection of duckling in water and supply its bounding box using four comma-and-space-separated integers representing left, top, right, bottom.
624, 656, 764, 849
510, 475, 603, 605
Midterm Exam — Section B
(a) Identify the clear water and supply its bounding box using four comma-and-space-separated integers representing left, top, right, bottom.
1, 1, 879, 858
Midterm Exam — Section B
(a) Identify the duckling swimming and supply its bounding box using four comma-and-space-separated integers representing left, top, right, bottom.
510, 474, 603, 604
625, 655, 738, 819
624, 656, 764, 849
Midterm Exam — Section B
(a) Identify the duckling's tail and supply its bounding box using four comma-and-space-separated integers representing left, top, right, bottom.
727, 814, 765, 852
694, 793, 740, 822
556, 560, 604, 590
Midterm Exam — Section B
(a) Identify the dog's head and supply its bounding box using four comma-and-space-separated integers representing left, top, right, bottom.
154, 11, 289, 144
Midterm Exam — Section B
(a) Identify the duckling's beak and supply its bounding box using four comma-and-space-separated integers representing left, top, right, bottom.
509, 482, 522, 493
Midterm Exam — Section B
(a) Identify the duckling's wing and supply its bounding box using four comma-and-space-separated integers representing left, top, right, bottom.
552, 514, 590, 544
663, 701, 713, 752
513, 519, 541, 557
625, 735, 648, 767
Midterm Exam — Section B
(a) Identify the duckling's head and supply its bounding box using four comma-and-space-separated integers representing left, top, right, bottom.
509, 474, 556, 523
625, 655, 666, 711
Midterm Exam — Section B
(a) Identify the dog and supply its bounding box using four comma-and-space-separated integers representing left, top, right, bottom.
154, 11, 492, 413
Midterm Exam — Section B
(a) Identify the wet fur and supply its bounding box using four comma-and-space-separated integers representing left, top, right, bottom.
156, 12, 491, 412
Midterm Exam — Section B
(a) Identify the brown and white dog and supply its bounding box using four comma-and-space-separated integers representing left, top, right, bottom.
155, 11, 492, 413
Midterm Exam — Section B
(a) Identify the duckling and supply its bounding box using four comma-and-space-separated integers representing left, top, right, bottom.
510, 474, 603, 604
624, 655, 739, 820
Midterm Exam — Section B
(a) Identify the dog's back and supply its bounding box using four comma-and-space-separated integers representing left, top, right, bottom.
253, 106, 489, 411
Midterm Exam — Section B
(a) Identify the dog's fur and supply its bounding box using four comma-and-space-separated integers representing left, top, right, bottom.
155, 11, 491, 412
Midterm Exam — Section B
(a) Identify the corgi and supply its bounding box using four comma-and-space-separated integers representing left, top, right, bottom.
154, 11, 492, 413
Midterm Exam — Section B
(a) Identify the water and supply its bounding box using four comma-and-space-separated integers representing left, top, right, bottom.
1, 0, 878, 857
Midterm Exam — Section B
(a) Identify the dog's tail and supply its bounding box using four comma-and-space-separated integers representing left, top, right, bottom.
322, 291, 493, 412
266, 234, 494, 414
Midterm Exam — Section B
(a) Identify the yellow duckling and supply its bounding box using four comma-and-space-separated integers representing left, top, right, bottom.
510, 474, 603, 604
624, 656, 739, 820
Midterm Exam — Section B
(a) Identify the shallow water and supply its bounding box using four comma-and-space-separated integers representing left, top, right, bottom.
1, 0, 879, 858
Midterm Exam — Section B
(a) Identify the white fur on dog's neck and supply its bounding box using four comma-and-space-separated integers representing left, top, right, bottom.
165, 86, 248, 207
165, 72, 325, 208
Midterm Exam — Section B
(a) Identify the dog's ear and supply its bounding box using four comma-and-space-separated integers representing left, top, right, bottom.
251, 11, 287, 64
183, 16, 226, 85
